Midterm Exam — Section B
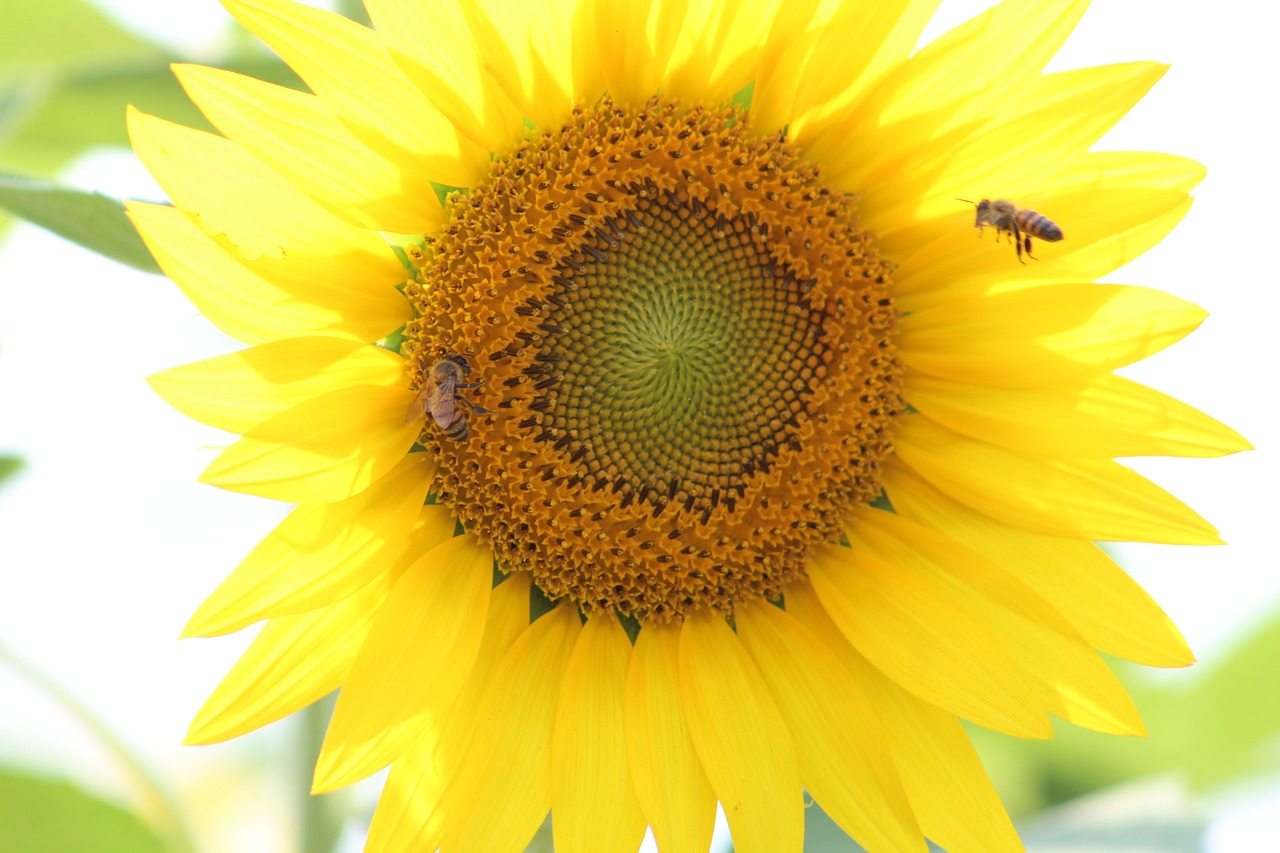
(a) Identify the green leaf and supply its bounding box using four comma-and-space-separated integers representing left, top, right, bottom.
3, 56, 302, 175
1176, 613, 1280, 784
0, 0, 158, 70
0, 768, 167, 853
969, 612, 1280, 816
0, 174, 160, 273
0, 456, 23, 487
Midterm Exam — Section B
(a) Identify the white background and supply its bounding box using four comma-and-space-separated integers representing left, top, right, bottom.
0, 1, 1276, 851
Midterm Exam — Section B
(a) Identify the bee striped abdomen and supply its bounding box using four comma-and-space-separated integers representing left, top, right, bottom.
1014, 208, 1063, 242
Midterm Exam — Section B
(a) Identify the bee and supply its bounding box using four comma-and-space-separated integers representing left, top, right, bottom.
959, 198, 1063, 263
407, 354, 491, 440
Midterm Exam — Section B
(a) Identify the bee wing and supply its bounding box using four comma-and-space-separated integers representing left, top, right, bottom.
428, 373, 458, 424
406, 385, 433, 424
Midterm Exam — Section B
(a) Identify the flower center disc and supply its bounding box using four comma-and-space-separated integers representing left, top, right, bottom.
404, 98, 902, 621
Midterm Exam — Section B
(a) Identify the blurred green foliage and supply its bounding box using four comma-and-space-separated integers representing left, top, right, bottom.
0, 0, 299, 265
971, 616, 1280, 820
0, 768, 167, 853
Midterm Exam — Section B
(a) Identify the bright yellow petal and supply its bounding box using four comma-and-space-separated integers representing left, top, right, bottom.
892, 415, 1223, 545
809, 543, 1051, 737
664, 0, 781, 104
444, 603, 581, 853
173, 63, 445, 234
851, 62, 1167, 226
148, 337, 406, 436
898, 284, 1207, 388
594, 0, 690, 106
365, 0, 522, 153
811, 0, 1087, 176
736, 602, 925, 853
182, 460, 442, 638
221, 0, 486, 187
625, 621, 717, 853
678, 608, 803, 853
459, 0, 592, 129
127, 201, 363, 346
906, 371, 1252, 459
551, 615, 647, 853
850, 509, 1145, 736
788, 581, 1024, 853
198, 384, 419, 503
892, 153, 1204, 304
883, 463, 1194, 667
762, 0, 943, 144
185, 567, 397, 745
365, 574, 532, 853
313, 533, 492, 792
130, 110, 411, 341
128, 107, 407, 292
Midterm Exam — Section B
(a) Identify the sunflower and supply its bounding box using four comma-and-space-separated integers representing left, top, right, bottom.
128, 0, 1248, 850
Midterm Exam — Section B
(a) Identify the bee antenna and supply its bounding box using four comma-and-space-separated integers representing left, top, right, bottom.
955, 198, 976, 207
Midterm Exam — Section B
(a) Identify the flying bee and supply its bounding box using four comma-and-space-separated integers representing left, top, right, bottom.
407, 354, 491, 440
958, 198, 1064, 263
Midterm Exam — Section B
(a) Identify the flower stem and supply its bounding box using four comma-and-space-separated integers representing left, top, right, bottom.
297, 693, 343, 853
0, 641, 201, 853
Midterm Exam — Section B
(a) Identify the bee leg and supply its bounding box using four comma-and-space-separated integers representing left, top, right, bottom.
1023, 236, 1037, 260
1012, 222, 1026, 264
458, 397, 492, 415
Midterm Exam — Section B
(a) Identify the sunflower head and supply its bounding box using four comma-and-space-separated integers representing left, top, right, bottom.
131, 0, 1248, 851
402, 96, 902, 621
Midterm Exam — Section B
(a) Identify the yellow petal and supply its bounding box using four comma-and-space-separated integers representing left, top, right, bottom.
127, 201, 363, 346
148, 337, 406, 436
594, 0, 691, 106
748, 0, 828, 133
812, 0, 1087, 176
855, 62, 1167, 229
809, 543, 1050, 738
678, 608, 803, 853
444, 603, 581, 853
906, 371, 1252, 459
736, 602, 925, 853
365, 0, 523, 153
763, 0, 943, 144
892, 415, 1223, 545
127, 106, 399, 284
850, 509, 1145, 736
892, 153, 1204, 305
787, 581, 1024, 853
459, 0, 590, 129
198, 384, 420, 503
664, 0, 782, 104
185, 566, 399, 744
313, 533, 493, 792
365, 574, 532, 853
173, 63, 444, 234
221, 0, 486, 187
883, 463, 1194, 667
551, 615, 647, 853
182, 461, 443, 638
898, 284, 1207, 388
625, 621, 717, 853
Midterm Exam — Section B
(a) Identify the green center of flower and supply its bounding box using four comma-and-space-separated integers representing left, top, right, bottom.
403, 97, 903, 621
543, 189, 828, 504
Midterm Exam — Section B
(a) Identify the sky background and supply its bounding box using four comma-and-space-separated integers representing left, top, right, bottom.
0, 1, 1277, 851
